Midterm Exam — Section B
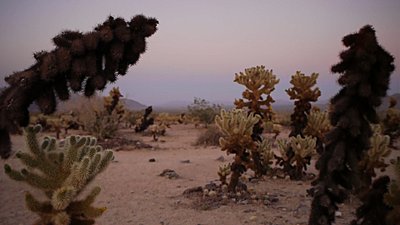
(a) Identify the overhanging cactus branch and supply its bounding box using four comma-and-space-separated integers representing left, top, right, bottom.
0, 15, 158, 158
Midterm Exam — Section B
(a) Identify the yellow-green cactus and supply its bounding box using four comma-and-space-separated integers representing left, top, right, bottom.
304, 107, 331, 154
234, 65, 279, 120
359, 125, 391, 187
286, 71, 321, 137
4, 125, 113, 225
384, 157, 400, 225
304, 108, 331, 140
256, 138, 274, 170
215, 109, 260, 191
215, 109, 260, 153
217, 164, 231, 185
276, 135, 316, 179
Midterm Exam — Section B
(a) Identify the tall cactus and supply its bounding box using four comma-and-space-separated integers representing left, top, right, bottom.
281, 71, 320, 180
309, 25, 395, 225
234, 65, 279, 177
0, 15, 158, 158
286, 71, 321, 137
4, 125, 113, 225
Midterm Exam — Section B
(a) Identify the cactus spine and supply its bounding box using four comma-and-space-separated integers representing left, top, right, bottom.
4, 125, 113, 225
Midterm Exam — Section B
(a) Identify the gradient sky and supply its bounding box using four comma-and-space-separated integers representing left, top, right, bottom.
0, 0, 399, 106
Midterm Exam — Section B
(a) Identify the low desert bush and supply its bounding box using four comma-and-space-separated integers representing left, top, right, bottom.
195, 125, 222, 146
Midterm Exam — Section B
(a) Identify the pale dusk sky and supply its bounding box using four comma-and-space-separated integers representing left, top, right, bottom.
0, 0, 399, 105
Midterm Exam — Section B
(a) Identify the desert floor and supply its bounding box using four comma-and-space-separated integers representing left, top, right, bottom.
1, 124, 399, 225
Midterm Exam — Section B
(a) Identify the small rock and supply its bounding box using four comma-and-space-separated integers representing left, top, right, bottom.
159, 169, 180, 179
180, 160, 190, 163
183, 186, 203, 195
215, 156, 225, 162
335, 211, 342, 217
249, 215, 257, 221
149, 158, 156, 162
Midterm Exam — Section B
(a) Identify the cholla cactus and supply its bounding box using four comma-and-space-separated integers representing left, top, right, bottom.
234, 65, 279, 121
215, 109, 260, 191
304, 107, 331, 154
4, 125, 113, 225
383, 97, 400, 148
309, 25, 395, 225
286, 71, 321, 137
135, 106, 154, 132
256, 138, 274, 171
233, 66, 279, 177
218, 164, 231, 185
103, 87, 124, 115
304, 108, 331, 140
384, 157, 400, 225
358, 125, 391, 188
276, 135, 316, 179
0, 15, 158, 158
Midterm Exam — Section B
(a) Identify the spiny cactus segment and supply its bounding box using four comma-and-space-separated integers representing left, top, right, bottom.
4, 125, 113, 225
234, 65, 279, 121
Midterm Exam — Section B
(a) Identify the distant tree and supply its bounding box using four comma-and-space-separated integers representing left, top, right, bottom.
187, 97, 221, 128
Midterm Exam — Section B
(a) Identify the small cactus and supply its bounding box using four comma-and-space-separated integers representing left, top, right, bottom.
4, 125, 113, 225
276, 135, 316, 179
358, 125, 391, 188
215, 109, 260, 191
304, 107, 331, 154
217, 164, 231, 185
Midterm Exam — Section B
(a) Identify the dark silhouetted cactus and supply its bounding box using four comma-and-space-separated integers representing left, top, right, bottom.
135, 106, 154, 132
103, 87, 123, 115
0, 15, 158, 158
309, 25, 395, 225
4, 125, 113, 225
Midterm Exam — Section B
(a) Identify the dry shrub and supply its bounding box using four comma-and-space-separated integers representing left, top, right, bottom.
195, 125, 222, 146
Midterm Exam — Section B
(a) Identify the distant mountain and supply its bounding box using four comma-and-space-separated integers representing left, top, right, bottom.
26, 93, 147, 113
120, 98, 147, 111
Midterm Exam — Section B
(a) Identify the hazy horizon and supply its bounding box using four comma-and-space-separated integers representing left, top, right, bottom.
1, 0, 399, 106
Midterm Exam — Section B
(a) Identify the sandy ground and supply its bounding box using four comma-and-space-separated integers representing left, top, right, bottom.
1, 124, 398, 225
